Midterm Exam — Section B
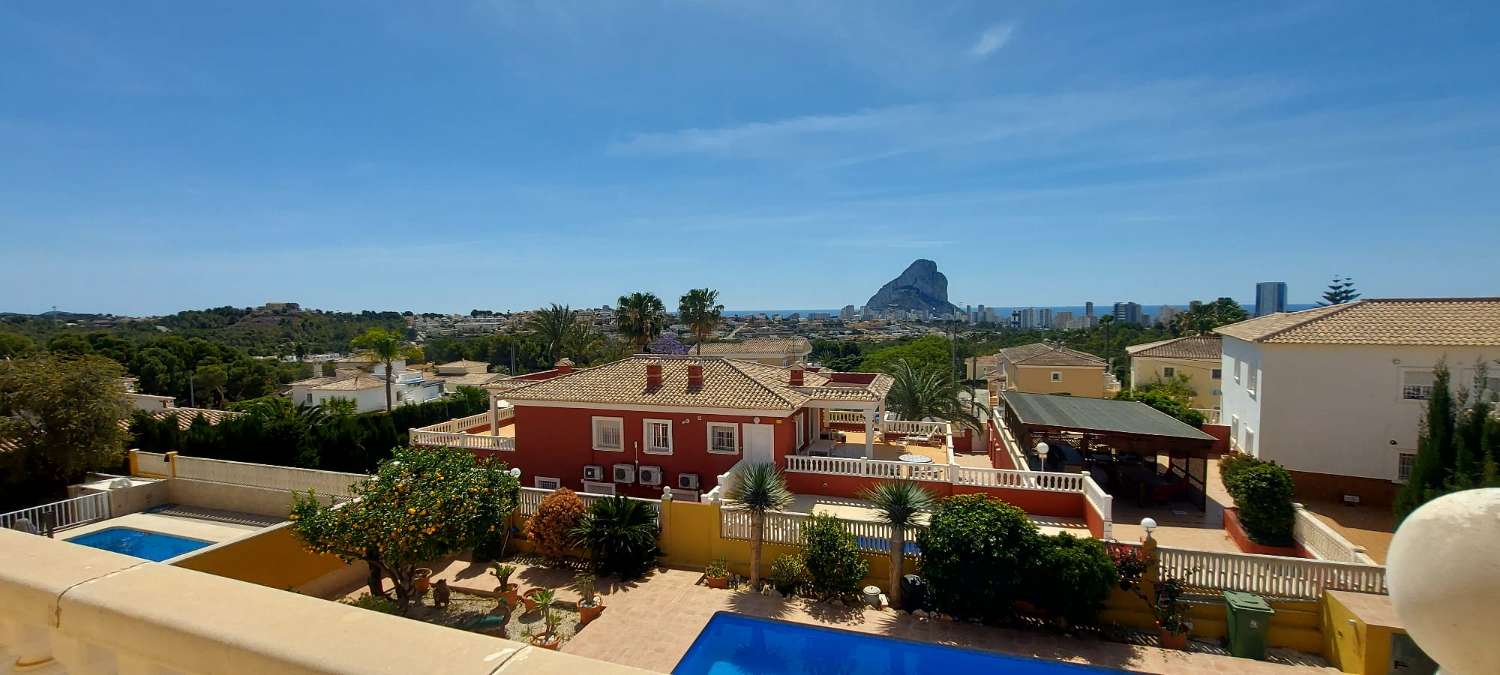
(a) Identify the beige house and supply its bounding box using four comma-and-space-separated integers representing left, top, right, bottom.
1126, 334, 1223, 413
991, 343, 1112, 398
695, 337, 812, 366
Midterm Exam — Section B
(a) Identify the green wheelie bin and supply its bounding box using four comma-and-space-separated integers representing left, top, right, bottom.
1223, 591, 1275, 660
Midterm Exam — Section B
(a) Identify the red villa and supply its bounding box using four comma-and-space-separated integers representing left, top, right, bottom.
412, 355, 894, 498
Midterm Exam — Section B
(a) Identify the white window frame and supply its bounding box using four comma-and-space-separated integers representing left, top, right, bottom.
1233, 359, 1242, 384
1402, 369, 1436, 401
534, 476, 561, 490
1246, 367, 1258, 398
1230, 415, 1240, 450
643, 418, 673, 455
1050, 371, 1062, 382
592, 416, 624, 452
583, 480, 617, 495
1245, 427, 1257, 456
706, 422, 739, 455
1395, 452, 1417, 483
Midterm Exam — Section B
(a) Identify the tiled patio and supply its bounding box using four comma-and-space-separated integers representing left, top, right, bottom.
563, 568, 1335, 674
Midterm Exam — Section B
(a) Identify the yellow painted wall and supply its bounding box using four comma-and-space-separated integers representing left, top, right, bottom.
1006, 364, 1108, 398
1100, 588, 1323, 654
1320, 592, 1409, 674
173, 522, 349, 592
1129, 356, 1221, 409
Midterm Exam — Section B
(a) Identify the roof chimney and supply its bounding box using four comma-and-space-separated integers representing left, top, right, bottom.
554, 358, 574, 374
646, 362, 663, 389
687, 363, 703, 389
789, 366, 804, 387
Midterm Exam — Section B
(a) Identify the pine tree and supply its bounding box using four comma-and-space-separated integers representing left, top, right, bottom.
1318, 276, 1361, 306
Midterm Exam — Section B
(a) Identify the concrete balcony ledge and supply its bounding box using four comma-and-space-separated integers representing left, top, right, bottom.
0, 530, 648, 674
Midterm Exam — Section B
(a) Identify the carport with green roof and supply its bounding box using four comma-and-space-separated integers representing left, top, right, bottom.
1000, 391, 1216, 509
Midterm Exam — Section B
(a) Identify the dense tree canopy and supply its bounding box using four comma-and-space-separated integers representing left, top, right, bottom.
0, 354, 131, 509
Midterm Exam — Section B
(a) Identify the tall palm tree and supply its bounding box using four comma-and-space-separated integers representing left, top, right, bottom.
526, 304, 583, 364
723, 462, 793, 590
351, 328, 422, 412
885, 360, 985, 429
616, 292, 666, 354
678, 288, 724, 354
859, 480, 933, 609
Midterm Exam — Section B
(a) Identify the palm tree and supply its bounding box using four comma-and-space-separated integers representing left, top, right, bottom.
526, 304, 583, 364
350, 328, 422, 412
885, 360, 985, 430
678, 288, 724, 354
570, 495, 661, 580
859, 480, 933, 609
723, 462, 793, 590
616, 292, 666, 353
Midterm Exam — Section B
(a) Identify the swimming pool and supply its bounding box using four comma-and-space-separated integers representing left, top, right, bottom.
674, 612, 1122, 674
66, 527, 213, 561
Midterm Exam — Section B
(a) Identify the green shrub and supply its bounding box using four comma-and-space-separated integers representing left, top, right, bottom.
570, 495, 660, 580
800, 514, 869, 599
340, 593, 399, 614
527, 488, 587, 560
916, 494, 1040, 621
769, 554, 809, 596
1218, 451, 1260, 490
1028, 534, 1116, 625
1229, 463, 1295, 545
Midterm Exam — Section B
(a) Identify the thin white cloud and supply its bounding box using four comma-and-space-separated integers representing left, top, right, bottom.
969, 23, 1015, 58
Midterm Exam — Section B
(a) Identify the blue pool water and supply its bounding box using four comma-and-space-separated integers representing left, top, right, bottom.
66, 528, 212, 561
674, 613, 1122, 675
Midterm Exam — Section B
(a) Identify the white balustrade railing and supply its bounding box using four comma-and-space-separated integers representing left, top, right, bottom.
1293, 504, 1374, 564
787, 455, 1087, 494
881, 419, 948, 435
719, 508, 924, 556
516, 486, 659, 522
1, 493, 111, 532
824, 410, 868, 425
408, 429, 515, 452
1143, 544, 1387, 600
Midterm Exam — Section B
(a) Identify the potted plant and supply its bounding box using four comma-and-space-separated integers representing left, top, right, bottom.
576, 573, 604, 626
1152, 577, 1193, 650
529, 593, 563, 650
704, 558, 731, 589
489, 563, 520, 607
413, 567, 435, 594
523, 587, 553, 615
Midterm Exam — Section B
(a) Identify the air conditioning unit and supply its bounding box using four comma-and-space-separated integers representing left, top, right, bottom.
678, 473, 700, 490
639, 465, 663, 486
613, 464, 635, 484
584, 464, 604, 481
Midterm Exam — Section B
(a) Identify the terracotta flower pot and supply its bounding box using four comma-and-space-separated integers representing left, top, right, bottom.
494, 583, 519, 606
705, 575, 729, 589
522, 589, 546, 613
531, 634, 561, 651
579, 597, 605, 626
413, 568, 434, 594
1159, 627, 1189, 650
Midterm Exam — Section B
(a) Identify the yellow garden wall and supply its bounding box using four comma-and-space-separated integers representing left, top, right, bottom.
1100, 588, 1323, 653
173, 522, 356, 595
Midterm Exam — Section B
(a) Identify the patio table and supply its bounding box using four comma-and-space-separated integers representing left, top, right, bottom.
898, 454, 933, 464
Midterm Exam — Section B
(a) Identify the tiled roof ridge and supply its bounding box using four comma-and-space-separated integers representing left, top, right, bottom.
720, 358, 807, 408
1253, 301, 1366, 343
1012, 343, 1104, 365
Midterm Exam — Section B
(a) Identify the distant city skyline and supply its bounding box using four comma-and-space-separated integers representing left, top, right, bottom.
5, 3, 1499, 315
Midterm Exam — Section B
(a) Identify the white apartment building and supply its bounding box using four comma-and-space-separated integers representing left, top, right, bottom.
1215, 298, 1499, 505
285, 359, 444, 413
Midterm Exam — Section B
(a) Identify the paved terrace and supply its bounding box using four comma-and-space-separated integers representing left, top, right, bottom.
564, 567, 1335, 674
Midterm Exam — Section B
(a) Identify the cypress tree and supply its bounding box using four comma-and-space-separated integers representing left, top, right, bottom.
1395, 362, 1455, 521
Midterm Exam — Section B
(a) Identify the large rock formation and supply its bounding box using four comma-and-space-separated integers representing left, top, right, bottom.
865, 259, 959, 315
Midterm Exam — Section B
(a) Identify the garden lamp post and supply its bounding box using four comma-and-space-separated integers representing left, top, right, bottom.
1035, 441, 1049, 471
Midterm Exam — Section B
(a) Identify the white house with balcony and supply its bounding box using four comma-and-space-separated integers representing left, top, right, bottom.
1215, 298, 1499, 505
285, 359, 444, 413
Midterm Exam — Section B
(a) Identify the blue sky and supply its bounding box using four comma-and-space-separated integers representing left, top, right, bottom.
2, 1, 1497, 315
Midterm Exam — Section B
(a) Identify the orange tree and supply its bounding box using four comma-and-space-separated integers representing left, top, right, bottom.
290, 446, 519, 614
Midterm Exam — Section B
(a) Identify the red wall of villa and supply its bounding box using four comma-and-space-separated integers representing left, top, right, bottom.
486, 405, 811, 498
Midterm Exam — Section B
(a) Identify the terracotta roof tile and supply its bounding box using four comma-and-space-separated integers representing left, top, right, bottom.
1215, 298, 1500, 346
496, 355, 885, 410
1125, 334, 1222, 361
695, 337, 812, 356
999, 343, 1106, 367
